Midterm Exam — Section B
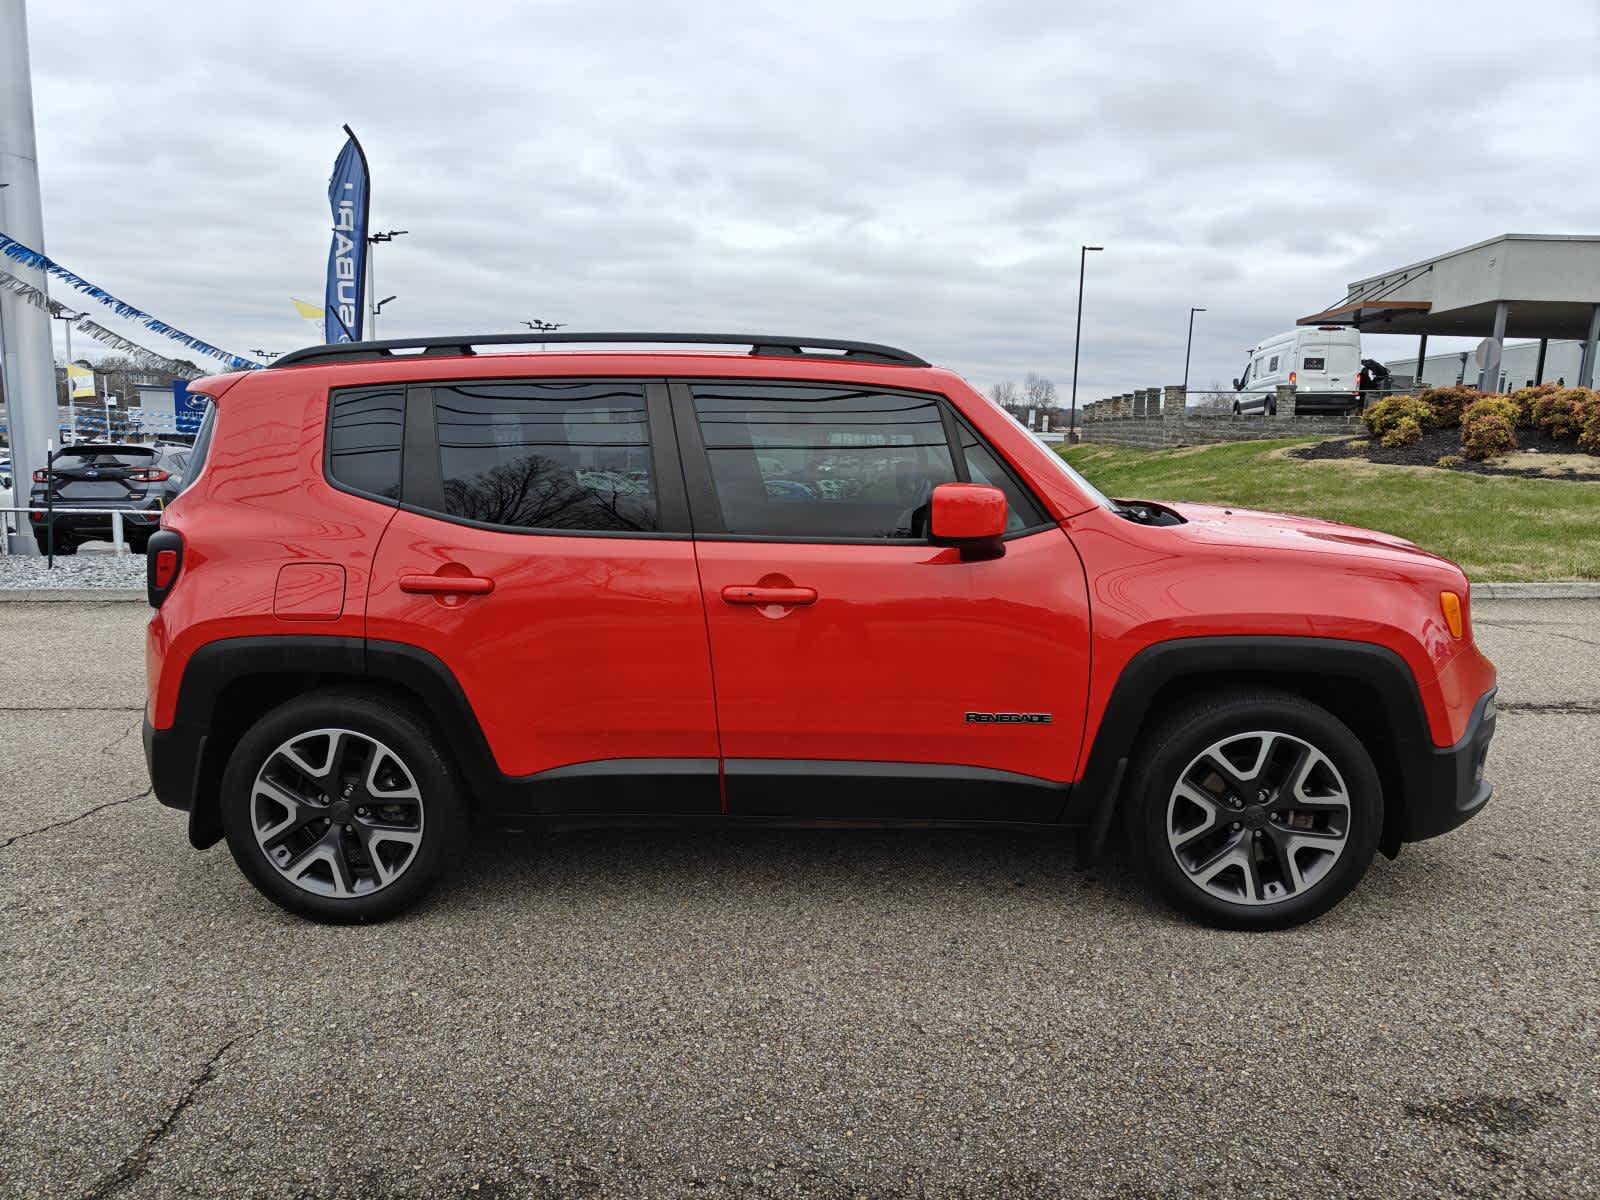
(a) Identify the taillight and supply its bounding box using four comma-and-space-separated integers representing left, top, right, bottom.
146, 530, 185, 608
129, 468, 170, 483
153, 549, 178, 589
32, 469, 48, 483
1288, 371, 1297, 385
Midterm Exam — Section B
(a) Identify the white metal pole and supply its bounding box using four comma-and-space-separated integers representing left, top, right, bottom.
0, 0, 57, 554
365, 246, 376, 340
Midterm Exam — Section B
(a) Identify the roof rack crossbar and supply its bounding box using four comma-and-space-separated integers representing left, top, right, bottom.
270, 332, 928, 368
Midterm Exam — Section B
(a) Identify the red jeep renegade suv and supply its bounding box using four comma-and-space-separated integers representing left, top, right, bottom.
143, 333, 1498, 929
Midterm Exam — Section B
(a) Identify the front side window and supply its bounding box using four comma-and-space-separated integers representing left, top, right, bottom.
433, 380, 657, 532
958, 425, 1046, 532
329, 386, 404, 501
692, 383, 956, 538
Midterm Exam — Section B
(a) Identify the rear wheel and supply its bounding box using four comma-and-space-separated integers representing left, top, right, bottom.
220, 690, 467, 923
36, 533, 76, 555
1266, 398, 1279, 417
1126, 690, 1381, 930
1232, 401, 1242, 415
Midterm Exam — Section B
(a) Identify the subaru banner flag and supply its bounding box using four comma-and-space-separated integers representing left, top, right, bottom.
324, 126, 370, 343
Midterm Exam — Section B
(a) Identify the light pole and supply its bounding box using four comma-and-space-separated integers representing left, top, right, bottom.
522, 319, 566, 351
1068, 245, 1103, 434
51, 307, 83, 440
249, 349, 281, 362
1182, 306, 1206, 393
364, 229, 408, 339
372, 295, 397, 337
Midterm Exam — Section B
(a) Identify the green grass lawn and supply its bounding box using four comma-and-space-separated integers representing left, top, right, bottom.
1060, 438, 1600, 582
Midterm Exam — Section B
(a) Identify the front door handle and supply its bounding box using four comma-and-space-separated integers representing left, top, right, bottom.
400, 573, 495, 596
722, 585, 817, 606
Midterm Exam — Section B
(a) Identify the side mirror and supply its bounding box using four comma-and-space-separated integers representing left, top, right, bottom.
930, 482, 1007, 561
1232, 377, 1241, 390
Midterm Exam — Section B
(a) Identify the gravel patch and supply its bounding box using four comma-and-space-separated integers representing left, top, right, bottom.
0, 550, 145, 590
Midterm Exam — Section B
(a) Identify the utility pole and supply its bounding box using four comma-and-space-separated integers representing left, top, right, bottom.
1183, 307, 1206, 393
1067, 246, 1103, 435
0, 0, 57, 552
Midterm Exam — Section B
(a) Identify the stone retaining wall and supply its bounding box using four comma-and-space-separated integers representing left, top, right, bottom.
1077, 384, 1361, 448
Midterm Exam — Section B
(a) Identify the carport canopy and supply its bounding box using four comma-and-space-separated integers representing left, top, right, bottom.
1298, 234, 1600, 388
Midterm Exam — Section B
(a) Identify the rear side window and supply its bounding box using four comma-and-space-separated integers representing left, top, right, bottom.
432, 380, 657, 532
692, 383, 957, 539
329, 387, 404, 501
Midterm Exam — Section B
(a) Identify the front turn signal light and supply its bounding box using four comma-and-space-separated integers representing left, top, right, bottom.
1440, 590, 1464, 638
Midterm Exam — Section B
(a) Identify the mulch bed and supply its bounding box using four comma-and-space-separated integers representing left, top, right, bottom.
1290, 427, 1600, 481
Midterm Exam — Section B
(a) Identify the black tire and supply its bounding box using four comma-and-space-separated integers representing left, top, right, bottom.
1267, 399, 1278, 417
220, 688, 468, 923
1232, 402, 1242, 416
37, 533, 76, 555
1124, 689, 1381, 931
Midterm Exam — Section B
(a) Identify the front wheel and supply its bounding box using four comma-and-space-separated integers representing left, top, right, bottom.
1232, 401, 1242, 415
220, 690, 467, 923
1126, 690, 1381, 930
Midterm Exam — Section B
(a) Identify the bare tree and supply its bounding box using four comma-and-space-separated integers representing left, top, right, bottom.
989, 380, 1019, 407
1023, 373, 1058, 408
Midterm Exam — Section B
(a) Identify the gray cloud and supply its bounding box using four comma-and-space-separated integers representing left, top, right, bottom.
14, 0, 1599, 396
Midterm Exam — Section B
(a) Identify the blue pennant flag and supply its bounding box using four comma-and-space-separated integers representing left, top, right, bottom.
324, 125, 370, 343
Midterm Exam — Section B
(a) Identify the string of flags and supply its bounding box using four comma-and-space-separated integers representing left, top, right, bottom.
0, 269, 205, 378
0, 232, 262, 372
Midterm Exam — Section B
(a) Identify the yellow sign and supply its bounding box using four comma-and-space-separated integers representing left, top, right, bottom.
66, 363, 95, 399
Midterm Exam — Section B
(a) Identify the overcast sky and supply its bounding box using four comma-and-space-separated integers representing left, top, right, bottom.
13, 0, 1600, 398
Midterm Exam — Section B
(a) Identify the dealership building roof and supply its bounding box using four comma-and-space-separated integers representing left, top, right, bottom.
1298, 234, 1600, 388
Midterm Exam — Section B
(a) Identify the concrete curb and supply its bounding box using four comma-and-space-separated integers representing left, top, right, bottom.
1471, 581, 1600, 599
0, 588, 145, 602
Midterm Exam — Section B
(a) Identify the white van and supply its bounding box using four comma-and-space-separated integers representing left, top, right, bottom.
1233, 326, 1362, 415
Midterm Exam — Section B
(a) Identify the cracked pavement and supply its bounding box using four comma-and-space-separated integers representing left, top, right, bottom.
0, 599, 1596, 1198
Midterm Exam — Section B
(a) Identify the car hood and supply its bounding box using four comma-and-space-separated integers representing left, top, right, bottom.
1157, 500, 1456, 571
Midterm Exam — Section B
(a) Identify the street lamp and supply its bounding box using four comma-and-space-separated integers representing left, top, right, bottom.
250, 349, 281, 362
1068, 245, 1103, 434
364, 229, 408, 339
1183, 306, 1207, 393
522, 319, 566, 350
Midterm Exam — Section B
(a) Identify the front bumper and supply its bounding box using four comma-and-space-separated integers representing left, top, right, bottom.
143, 714, 205, 814
1405, 687, 1497, 842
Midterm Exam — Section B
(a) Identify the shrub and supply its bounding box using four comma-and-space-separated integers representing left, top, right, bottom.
1580, 395, 1600, 454
1531, 387, 1592, 441
1416, 386, 1476, 429
1435, 454, 1465, 469
1380, 416, 1423, 448
1460, 397, 1520, 461
1510, 382, 1559, 426
1361, 395, 1432, 440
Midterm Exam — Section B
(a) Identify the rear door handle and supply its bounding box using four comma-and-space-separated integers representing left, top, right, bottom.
400, 573, 495, 596
722, 585, 817, 606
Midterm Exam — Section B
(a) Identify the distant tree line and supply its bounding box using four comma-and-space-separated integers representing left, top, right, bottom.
989, 373, 1067, 431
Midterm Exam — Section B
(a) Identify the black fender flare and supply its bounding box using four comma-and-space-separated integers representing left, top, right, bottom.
1065, 636, 1435, 856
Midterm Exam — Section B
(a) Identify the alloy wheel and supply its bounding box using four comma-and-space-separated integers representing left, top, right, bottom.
251, 728, 425, 898
1166, 729, 1351, 906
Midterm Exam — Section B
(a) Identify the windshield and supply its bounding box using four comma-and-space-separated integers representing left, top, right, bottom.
1033, 445, 1116, 511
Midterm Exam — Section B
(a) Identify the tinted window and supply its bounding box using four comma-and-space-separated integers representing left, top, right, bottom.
958, 425, 1046, 532
433, 380, 657, 532
329, 387, 404, 501
692, 383, 956, 538
54, 448, 156, 468
1268, 355, 1280, 372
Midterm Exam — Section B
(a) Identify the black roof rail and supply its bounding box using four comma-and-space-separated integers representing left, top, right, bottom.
270, 332, 929, 369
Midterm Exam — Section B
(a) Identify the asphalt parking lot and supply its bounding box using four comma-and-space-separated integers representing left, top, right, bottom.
0, 599, 1595, 1199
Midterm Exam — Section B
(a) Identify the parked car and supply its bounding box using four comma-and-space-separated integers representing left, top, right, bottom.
28, 442, 189, 554
1234, 326, 1363, 415
144, 332, 1497, 929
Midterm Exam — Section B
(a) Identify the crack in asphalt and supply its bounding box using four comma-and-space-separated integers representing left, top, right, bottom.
1496, 701, 1600, 715
1473, 619, 1600, 649
0, 705, 143, 712
0, 787, 151, 850
79, 1030, 259, 1200
96, 717, 140, 758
